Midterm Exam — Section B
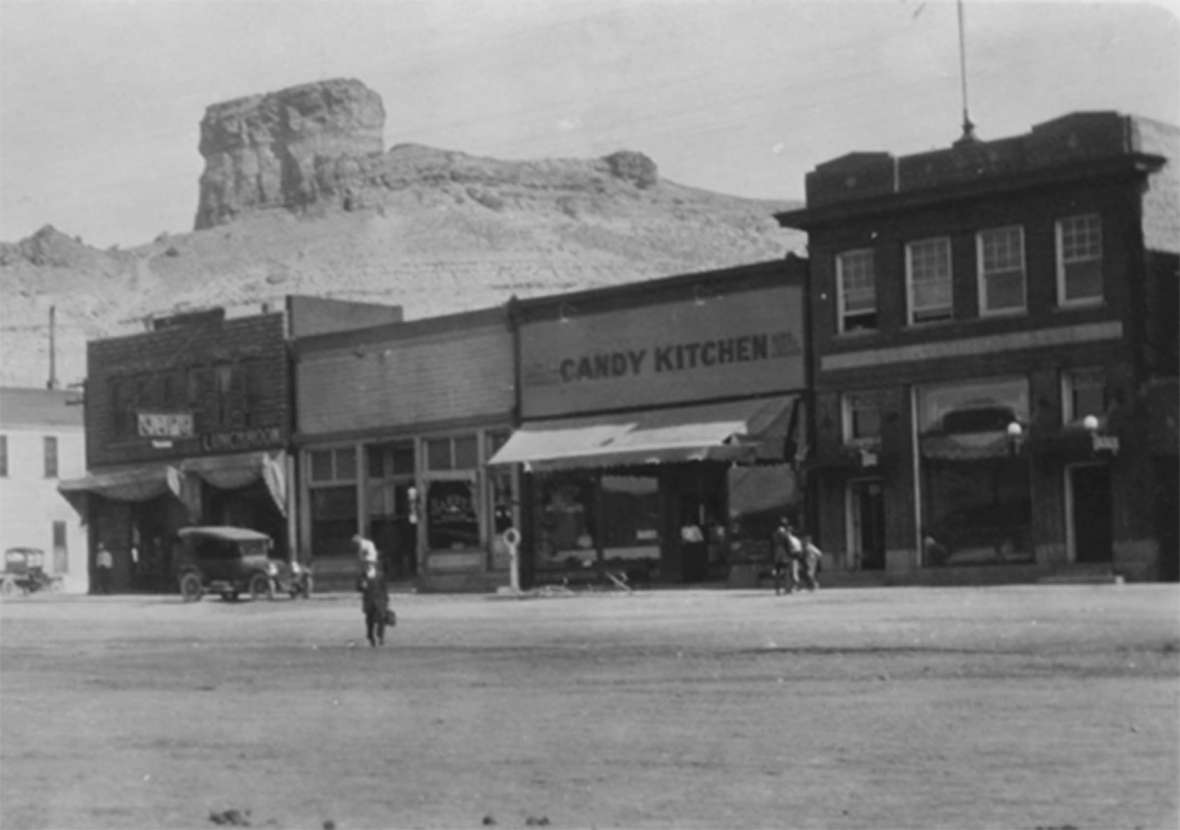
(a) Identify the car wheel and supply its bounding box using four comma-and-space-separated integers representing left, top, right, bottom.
1, 577, 15, 597
179, 572, 203, 603
248, 573, 274, 601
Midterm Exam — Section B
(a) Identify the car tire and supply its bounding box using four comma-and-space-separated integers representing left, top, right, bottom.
179, 572, 203, 603
248, 573, 274, 602
1, 577, 15, 597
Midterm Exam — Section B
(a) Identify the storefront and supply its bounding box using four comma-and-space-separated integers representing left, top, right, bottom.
294, 308, 517, 590
490, 259, 809, 587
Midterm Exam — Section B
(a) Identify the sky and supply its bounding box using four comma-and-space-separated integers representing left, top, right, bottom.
1, 0, 1177, 249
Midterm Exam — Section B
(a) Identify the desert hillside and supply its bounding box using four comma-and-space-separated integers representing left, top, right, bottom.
0, 79, 803, 388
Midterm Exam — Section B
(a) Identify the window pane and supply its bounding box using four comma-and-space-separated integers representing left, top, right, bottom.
985, 270, 1026, 311
310, 450, 333, 482
979, 227, 1025, 312
1064, 260, 1103, 302
333, 447, 356, 480
426, 438, 452, 471
837, 249, 877, 330
908, 239, 952, 320
43, 436, 58, 478
1067, 368, 1106, 423
534, 473, 597, 573
453, 435, 478, 470
366, 445, 385, 479
1059, 215, 1103, 303
426, 479, 479, 550
391, 443, 415, 476
601, 474, 661, 567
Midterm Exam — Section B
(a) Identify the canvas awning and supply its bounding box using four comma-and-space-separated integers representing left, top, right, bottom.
179, 451, 288, 516
58, 464, 182, 503
920, 431, 1012, 461
488, 396, 798, 472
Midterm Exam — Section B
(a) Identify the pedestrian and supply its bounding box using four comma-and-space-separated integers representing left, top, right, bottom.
95, 543, 113, 595
357, 562, 392, 647
799, 533, 823, 592
352, 533, 379, 570
771, 516, 802, 595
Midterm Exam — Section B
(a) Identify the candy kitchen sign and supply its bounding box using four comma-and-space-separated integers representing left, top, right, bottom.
520, 284, 805, 417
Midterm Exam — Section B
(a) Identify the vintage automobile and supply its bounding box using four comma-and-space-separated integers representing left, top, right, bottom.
173, 526, 311, 602
1, 547, 61, 595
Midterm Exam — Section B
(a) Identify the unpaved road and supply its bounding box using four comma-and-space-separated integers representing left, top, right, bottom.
1, 585, 1177, 830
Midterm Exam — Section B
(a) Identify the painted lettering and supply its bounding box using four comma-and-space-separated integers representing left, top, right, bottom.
655, 346, 674, 373
556, 329, 794, 382
560, 358, 576, 382
700, 341, 717, 366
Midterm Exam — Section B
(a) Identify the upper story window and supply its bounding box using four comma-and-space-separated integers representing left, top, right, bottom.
841, 393, 882, 444
977, 226, 1026, 314
835, 249, 877, 333
1056, 214, 1103, 305
1062, 367, 1108, 426
0, 434, 7, 477
906, 237, 953, 324
43, 436, 58, 478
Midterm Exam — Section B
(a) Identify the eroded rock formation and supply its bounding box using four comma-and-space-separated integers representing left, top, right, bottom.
194, 78, 385, 229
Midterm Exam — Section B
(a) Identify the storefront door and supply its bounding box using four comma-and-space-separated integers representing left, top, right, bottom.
848, 479, 885, 570
1069, 464, 1112, 564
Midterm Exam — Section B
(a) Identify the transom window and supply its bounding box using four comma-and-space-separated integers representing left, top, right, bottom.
426, 435, 479, 471
842, 393, 882, 443
906, 238, 953, 324
1056, 214, 1103, 305
309, 447, 357, 483
1062, 367, 1108, 425
835, 249, 877, 333
977, 226, 1026, 314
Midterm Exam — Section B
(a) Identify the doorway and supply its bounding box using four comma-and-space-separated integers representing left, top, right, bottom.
1068, 464, 1112, 564
848, 479, 885, 570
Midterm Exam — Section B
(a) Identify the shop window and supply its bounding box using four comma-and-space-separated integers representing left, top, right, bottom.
534, 472, 598, 573
43, 436, 58, 478
601, 474, 660, 572
426, 479, 479, 550
906, 237, 953, 324
1056, 214, 1103, 305
0, 434, 7, 477
426, 435, 477, 471
841, 393, 881, 443
977, 226, 1026, 314
1062, 368, 1108, 425
310, 485, 358, 558
487, 432, 515, 535
835, 249, 877, 333
916, 377, 1032, 567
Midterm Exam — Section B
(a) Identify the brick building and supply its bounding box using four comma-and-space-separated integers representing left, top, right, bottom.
293, 307, 517, 591
776, 112, 1179, 582
60, 297, 401, 593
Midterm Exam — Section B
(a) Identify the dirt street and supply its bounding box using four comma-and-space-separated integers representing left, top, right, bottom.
1, 585, 1177, 830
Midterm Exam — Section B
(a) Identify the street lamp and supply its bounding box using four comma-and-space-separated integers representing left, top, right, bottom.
1082, 414, 1099, 432
1005, 420, 1024, 456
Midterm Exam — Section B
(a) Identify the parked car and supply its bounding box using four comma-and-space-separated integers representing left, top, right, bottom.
173, 526, 311, 602
1, 547, 61, 595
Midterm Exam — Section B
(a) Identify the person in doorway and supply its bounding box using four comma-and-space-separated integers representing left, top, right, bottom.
357, 561, 392, 647
95, 543, 113, 594
771, 516, 803, 595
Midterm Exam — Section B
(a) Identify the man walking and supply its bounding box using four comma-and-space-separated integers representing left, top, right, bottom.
771, 517, 802, 595
357, 562, 392, 647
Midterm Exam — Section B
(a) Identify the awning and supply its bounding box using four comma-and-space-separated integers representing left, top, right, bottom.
179, 451, 288, 516
920, 431, 1011, 461
58, 464, 182, 503
488, 396, 798, 472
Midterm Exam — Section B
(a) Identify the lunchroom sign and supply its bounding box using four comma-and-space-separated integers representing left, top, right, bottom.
520, 283, 805, 418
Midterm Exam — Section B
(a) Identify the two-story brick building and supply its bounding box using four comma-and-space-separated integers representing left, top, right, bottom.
776, 111, 1179, 582
60, 296, 402, 593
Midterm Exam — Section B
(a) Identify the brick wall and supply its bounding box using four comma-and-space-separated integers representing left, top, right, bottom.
86, 313, 289, 467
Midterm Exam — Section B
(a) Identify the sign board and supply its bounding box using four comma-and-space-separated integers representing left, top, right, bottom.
138, 411, 194, 439
519, 284, 805, 418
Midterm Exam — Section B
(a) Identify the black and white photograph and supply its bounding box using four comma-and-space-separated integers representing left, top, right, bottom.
1, 0, 1177, 827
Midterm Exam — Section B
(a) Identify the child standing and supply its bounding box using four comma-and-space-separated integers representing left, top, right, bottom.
358, 563, 391, 646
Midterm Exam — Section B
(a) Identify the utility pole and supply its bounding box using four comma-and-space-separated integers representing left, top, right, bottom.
47, 305, 58, 390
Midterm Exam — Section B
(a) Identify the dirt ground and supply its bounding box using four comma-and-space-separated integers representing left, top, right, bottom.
1, 584, 1177, 830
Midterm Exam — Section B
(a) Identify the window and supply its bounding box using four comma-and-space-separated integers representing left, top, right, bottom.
426, 435, 478, 471
0, 434, 7, 476
977, 226, 1026, 314
1062, 368, 1108, 425
906, 238, 953, 324
43, 436, 58, 478
308, 447, 357, 483
1056, 214, 1103, 305
52, 521, 68, 573
842, 394, 882, 443
835, 249, 877, 332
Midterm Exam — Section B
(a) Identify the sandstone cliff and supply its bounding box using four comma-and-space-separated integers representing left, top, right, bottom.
1, 78, 803, 389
